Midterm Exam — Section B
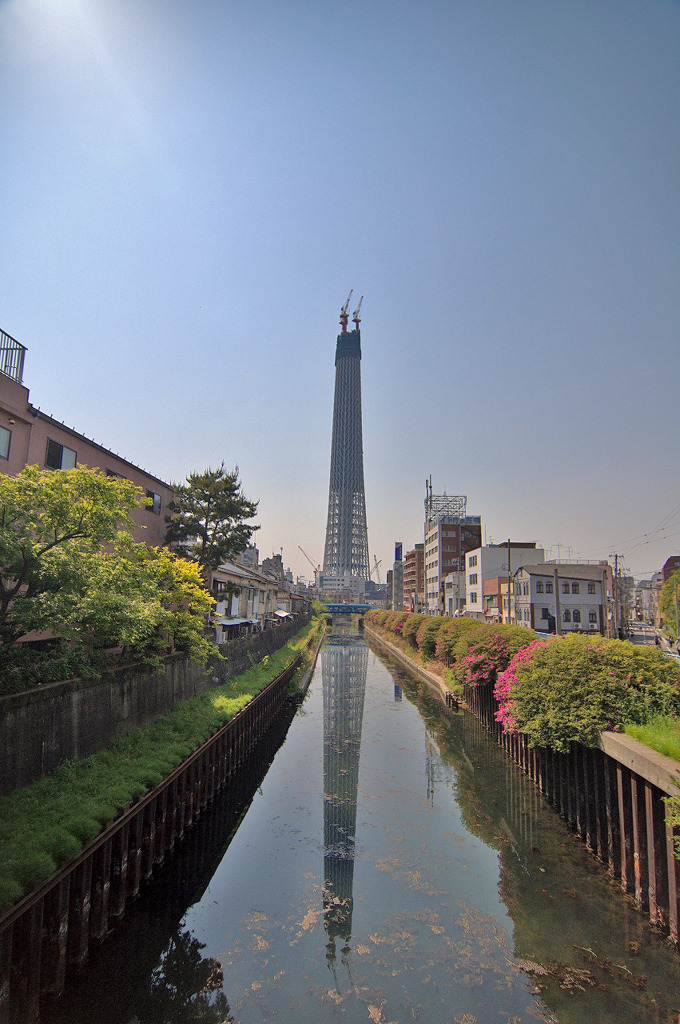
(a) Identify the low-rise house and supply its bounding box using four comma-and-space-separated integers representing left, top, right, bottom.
481, 576, 515, 624
210, 559, 309, 640
443, 571, 465, 615
513, 563, 608, 635
210, 561, 279, 640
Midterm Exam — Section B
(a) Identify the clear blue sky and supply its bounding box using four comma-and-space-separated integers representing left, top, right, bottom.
2, 0, 679, 582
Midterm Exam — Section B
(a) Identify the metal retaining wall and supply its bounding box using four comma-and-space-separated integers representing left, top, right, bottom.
0, 650, 306, 1024
464, 680, 680, 948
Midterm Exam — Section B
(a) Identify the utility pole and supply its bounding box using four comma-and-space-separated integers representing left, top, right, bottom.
610, 553, 629, 638
507, 538, 512, 625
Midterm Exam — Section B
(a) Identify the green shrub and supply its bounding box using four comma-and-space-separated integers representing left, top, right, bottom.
416, 618, 447, 659
453, 624, 535, 688
434, 617, 485, 662
402, 614, 427, 648
496, 633, 680, 752
389, 612, 411, 635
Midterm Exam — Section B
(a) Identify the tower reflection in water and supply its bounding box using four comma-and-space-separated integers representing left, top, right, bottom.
321, 631, 368, 963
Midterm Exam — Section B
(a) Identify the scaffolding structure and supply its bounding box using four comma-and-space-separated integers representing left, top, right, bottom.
424, 478, 467, 523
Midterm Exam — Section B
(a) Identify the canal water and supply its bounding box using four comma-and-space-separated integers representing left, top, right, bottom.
44, 629, 680, 1024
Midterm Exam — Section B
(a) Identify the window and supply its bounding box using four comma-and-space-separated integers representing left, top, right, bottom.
572, 582, 580, 594
468, 554, 477, 567
106, 468, 126, 479
541, 607, 550, 620
573, 609, 581, 623
468, 573, 477, 585
0, 425, 10, 460
45, 438, 76, 470
536, 581, 544, 593
545, 581, 553, 594
563, 609, 572, 622
523, 582, 529, 595
146, 489, 162, 515
470, 592, 477, 604
562, 582, 569, 594
588, 582, 596, 595
589, 611, 597, 624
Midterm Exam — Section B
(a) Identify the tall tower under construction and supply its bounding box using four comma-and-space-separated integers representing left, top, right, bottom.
322, 294, 370, 579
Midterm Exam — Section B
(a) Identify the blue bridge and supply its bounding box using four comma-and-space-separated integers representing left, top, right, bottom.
322, 604, 371, 614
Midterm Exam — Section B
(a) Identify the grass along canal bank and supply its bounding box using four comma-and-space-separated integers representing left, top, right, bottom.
0, 618, 324, 915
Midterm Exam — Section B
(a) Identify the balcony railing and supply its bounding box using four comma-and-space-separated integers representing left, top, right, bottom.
0, 329, 26, 383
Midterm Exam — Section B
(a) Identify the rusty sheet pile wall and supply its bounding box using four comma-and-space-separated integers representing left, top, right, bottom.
464, 680, 680, 948
0, 652, 304, 1024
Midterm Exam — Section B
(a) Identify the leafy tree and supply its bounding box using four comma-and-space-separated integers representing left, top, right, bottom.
140, 928, 233, 1024
661, 571, 680, 640
0, 466, 214, 692
0, 465, 141, 647
164, 463, 259, 572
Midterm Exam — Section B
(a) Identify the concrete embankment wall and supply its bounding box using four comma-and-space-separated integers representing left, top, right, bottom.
0, 615, 309, 797
364, 623, 680, 948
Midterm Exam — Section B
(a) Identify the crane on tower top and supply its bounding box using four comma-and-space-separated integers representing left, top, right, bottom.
352, 295, 363, 330
339, 290, 353, 333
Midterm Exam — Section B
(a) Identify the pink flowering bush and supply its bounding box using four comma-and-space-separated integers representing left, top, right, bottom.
494, 633, 680, 752
416, 617, 448, 659
367, 610, 391, 627
453, 625, 535, 689
434, 617, 485, 662
402, 613, 427, 649
389, 612, 411, 636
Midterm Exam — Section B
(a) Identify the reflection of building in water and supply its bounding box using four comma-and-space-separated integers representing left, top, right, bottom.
322, 635, 368, 953
425, 730, 458, 805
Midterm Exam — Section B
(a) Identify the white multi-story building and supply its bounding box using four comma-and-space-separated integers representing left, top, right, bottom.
319, 573, 366, 601
424, 516, 482, 615
464, 543, 544, 621
513, 563, 607, 634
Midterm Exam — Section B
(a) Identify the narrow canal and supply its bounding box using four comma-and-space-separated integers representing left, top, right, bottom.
43, 628, 680, 1024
